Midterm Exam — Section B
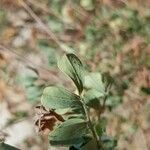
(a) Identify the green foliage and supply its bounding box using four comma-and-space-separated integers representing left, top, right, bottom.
58, 54, 84, 94
37, 2, 149, 110
83, 89, 102, 109
77, 6, 150, 108
49, 118, 90, 145
83, 72, 113, 109
1, 1, 150, 149
84, 73, 105, 93
41, 86, 82, 110
40, 53, 116, 149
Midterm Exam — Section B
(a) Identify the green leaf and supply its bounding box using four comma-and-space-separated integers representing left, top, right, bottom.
84, 73, 107, 109
84, 89, 104, 109
80, 139, 98, 150
69, 138, 93, 150
0, 143, 20, 150
41, 86, 83, 110
84, 73, 105, 94
58, 54, 84, 94
49, 118, 90, 146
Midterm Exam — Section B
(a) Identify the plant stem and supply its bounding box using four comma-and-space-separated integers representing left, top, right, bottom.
81, 99, 103, 150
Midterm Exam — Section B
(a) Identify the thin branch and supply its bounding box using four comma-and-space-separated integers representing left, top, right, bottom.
27, 0, 51, 14
0, 45, 56, 76
27, 0, 63, 21
20, 0, 66, 52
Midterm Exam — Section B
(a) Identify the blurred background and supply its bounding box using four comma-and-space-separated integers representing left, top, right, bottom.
0, 0, 150, 149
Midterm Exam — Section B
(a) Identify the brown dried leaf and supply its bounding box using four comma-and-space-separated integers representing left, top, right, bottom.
35, 106, 64, 133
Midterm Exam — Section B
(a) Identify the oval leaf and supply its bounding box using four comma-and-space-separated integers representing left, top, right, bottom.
84, 73, 105, 94
84, 89, 104, 109
49, 118, 90, 145
58, 54, 84, 94
41, 86, 82, 110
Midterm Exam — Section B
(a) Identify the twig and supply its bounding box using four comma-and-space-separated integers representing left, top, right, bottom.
27, 0, 63, 21
0, 45, 57, 76
20, 0, 66, 52
27, 0, 51, 14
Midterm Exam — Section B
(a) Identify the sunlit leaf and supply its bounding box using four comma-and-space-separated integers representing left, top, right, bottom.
58, 53, 84, 94
49, 118, 90, 145
84, 73, 105, 94
84, 89, 104, 109
41, 86, 83, 110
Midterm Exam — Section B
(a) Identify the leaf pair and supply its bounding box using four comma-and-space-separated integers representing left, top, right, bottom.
41, 54, 89, 147
41, 53, 85, 113
41, 86, 88, 146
